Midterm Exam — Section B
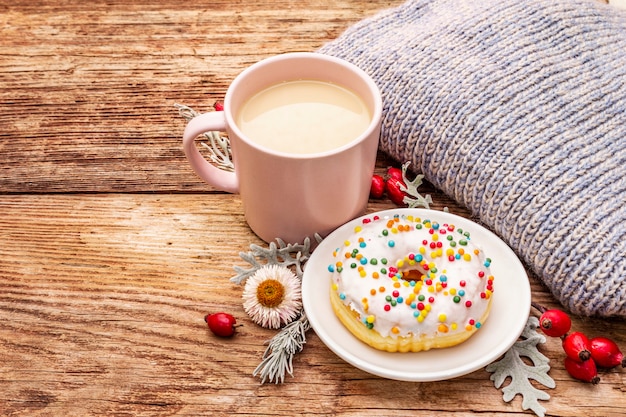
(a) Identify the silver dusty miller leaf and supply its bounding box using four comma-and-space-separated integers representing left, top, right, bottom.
230, 236, 321, 285
398, 161, 433, 209
485, 316, 555, 417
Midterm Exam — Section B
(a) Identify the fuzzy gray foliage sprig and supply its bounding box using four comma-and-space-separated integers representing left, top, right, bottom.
253, 313, 311, 384
231, 236, 321, 285
399, 161, 433, 209
485, 316, 555, 417
175, 103, 234, 171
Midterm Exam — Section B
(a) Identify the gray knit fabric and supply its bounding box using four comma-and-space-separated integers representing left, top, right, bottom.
319, 0, 626, 318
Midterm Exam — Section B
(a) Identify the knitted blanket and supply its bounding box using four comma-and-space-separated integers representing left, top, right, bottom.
319, 0, 626, 318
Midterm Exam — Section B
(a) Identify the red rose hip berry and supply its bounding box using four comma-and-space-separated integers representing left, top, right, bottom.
370, 174, 385, 199
204, 312, 237, 337
589, 336, 626, 369
564, 356, 600, 384
386, 178, 408, 206
386, 166, 403, 182
562, 332, 592, 362
385, 166, 410, 206
539, 309, 571, 337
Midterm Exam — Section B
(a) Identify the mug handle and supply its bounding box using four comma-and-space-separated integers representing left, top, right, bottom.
182, 111, 239, 193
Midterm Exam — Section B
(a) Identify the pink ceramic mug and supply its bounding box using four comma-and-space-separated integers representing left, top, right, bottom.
182, 52, 382, 244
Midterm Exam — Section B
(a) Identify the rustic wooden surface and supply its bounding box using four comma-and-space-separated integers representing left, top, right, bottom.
1, 1, 624, 416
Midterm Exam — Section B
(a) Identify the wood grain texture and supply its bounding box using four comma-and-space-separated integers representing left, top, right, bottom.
1, 194, 624, 417
1, 1, 624, 416
0, 0, 402, 193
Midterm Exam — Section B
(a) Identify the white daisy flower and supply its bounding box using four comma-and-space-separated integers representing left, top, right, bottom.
242, 264, 302, 329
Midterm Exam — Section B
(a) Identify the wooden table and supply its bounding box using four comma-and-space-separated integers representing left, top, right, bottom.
1, 1, 624, 416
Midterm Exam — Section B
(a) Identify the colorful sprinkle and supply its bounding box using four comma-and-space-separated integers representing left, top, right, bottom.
330, 215, 494, 340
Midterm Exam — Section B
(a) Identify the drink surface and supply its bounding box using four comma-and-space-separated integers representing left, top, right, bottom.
236, 80, 371, 154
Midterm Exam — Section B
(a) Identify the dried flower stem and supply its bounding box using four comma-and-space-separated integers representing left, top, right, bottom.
253, 312, 311, 384
231, 236, 321, 382
175, 103, 234, 171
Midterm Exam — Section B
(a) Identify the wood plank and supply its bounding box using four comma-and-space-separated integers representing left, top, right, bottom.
0, 0, 406, 193
1, 194, 624, 416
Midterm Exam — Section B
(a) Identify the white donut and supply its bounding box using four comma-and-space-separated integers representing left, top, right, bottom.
327, 212, 494, 352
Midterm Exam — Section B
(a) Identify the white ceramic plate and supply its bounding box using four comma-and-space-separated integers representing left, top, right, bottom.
302, 208, 531, 382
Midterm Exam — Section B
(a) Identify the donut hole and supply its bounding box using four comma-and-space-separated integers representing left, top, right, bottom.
401, 267, 428, 282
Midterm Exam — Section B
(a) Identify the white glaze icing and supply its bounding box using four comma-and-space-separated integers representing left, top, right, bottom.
328, 213, 494, 339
